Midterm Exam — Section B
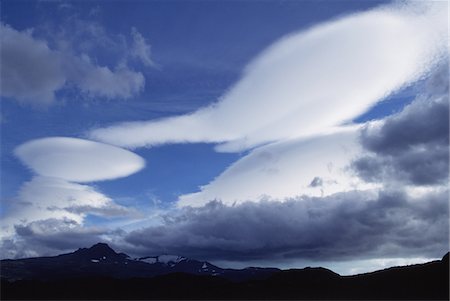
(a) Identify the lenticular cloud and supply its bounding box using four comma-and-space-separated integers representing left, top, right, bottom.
4, 137, 145, 239
15, 137, 145, 182
178, 126, 370, 207
89, 1, 447, 152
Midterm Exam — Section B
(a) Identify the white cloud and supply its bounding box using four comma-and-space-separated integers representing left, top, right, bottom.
15, 137, 145, 182
0, 176, 139, 239
0, 23, 146, 104
86, 1, 447, 209
179, 126, 375, 207
2, 137, 145, 240
89, 1, 447, 151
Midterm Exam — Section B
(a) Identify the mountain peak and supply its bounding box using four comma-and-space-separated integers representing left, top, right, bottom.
90, 242, 114, 251
73, 242, 119, 259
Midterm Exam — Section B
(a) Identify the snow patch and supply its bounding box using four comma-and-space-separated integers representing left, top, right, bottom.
139, 257, 157, 264
157, 255, 186, 264
135, 254, 187, 265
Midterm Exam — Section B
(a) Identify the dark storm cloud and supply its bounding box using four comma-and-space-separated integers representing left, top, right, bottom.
124, 189, 448, 262
360, 96, 448, 155
0, 219, 109, 259
353, 138, 449, 185
352, 66, 449, 186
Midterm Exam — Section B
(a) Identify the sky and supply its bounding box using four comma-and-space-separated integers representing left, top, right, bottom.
0, 0, 448, 275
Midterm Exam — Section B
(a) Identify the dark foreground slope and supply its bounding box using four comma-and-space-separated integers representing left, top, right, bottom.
1, 247, 448, 300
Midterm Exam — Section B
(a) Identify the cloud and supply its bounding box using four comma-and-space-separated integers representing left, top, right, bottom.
0, 24, 65, 104
15, 137, 145, 182
63, 55, 145, 100
352, 65, 449, 186
122, 55, 449, 266
360, 98, 448, 156
1, 137, 145, 247
179, 61, 448, 207
0, 176, 140, 239
0, 23, 147, 104
125, 188, 449, 263
89, 1, 447, 151
130, 27, 154, 67
179, 126, 373, 207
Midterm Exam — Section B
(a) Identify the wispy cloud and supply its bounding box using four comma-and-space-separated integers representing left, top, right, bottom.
130, 27, 155, 67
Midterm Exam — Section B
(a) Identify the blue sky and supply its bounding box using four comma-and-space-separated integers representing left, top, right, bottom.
1, 0, 448, 274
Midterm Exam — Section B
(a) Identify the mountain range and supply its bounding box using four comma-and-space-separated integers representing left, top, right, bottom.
0, 243, 277, 282
1, 243, 448, 300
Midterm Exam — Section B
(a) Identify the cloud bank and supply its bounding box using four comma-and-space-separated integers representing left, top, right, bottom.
89, 1, 447, 151
125, 188, 448, 263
